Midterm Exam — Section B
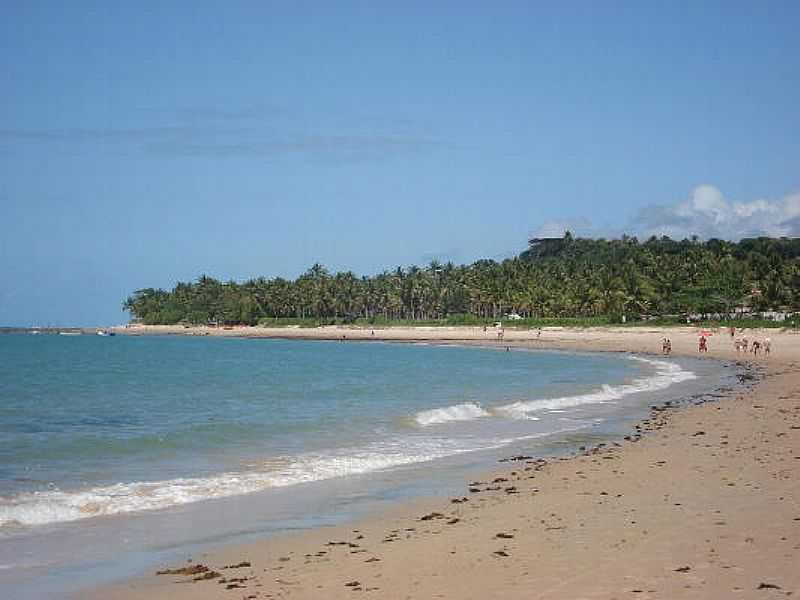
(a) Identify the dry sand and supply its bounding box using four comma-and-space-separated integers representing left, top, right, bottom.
113, 322, 789, 358
94, 325, 800, 599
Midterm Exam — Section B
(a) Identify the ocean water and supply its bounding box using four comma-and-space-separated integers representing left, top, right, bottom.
0, 334, 732, 597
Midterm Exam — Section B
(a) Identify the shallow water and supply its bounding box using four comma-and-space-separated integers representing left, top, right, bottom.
0, 334, 733, 597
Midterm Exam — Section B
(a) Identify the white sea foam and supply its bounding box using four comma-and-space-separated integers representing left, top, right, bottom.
496, 356, 695, 419
2, 425, 582, 528
412, 358, 694, 424
413, 357, 694, 424
414, 402, 490, 426
0, 437, 505, 528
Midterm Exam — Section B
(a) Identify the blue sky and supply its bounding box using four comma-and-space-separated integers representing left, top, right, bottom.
1, 2, 799, 325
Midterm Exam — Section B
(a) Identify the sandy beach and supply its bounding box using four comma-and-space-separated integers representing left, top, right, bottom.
112, 322, 793, 357
94, 325, 800, 599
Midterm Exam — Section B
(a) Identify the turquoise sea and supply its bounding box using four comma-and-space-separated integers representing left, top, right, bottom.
0, 334, 733, 598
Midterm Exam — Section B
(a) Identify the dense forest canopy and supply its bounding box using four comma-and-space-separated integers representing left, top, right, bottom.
124, 235, 800, 326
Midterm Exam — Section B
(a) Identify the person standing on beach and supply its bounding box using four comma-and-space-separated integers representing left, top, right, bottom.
764, 337, 771, 356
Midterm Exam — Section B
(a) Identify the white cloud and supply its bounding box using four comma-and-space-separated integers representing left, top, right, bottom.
532, 185, 800, 242
633, 185, 800, 240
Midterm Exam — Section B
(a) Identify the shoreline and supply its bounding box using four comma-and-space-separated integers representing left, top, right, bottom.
91, 327, 799, 598
112, 322, 791, 355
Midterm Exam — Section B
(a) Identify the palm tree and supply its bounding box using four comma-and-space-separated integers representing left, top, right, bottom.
123, 234, 800, 325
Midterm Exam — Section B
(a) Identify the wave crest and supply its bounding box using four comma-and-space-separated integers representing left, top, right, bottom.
0, 438, 492, 528
414, 402, 490, 426
496, 356, 695, 419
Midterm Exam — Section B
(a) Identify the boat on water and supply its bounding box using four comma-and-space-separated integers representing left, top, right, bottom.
96, 330, 116, 337
58, 331, 82, 336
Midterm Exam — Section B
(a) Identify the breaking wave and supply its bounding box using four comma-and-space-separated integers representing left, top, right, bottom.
0, 436, 512, 528
496, 356, 695, 419
414, 402, 490, 426
413, 357, 695, 425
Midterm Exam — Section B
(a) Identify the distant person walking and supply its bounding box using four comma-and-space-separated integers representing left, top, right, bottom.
698, 335, 708, 353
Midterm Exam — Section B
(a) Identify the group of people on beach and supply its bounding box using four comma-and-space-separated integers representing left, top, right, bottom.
730, 325, 771, 355
661, 330, 773, 357
734, 335, 771, 356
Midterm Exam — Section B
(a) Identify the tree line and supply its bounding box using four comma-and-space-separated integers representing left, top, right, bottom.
123, 235, 800, 326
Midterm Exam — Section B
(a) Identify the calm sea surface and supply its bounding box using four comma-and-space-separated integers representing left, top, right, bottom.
0, 334, 732, 597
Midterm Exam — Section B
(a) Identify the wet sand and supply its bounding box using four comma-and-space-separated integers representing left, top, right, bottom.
94, 326, 800, 599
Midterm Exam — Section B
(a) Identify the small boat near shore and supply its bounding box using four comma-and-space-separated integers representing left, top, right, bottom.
96, 330, 116, 337
58, 331, 82, 336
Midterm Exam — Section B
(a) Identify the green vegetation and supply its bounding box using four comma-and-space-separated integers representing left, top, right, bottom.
124, 235, 800, 326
